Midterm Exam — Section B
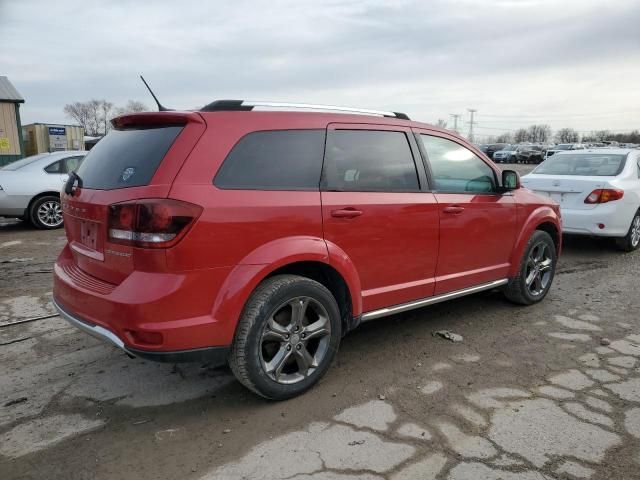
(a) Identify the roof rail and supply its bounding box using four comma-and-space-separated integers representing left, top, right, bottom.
200, 100, 410, 120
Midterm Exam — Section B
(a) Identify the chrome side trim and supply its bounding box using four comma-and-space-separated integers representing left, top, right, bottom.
242, 101, 398, 118
361, 279, 509, 322
53, 298, 127, 350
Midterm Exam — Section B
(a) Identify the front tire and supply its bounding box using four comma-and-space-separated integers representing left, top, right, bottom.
615, 210, 640, 252
504, 230, 557, 305
229, 275, 342, 400
29, 195, 63, 229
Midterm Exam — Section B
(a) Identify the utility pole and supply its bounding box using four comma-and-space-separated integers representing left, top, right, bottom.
450, 114, 461, 133
467, 109, 477, 143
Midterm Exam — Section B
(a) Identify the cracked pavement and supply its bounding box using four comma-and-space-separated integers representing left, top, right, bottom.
1, 164, 640, 480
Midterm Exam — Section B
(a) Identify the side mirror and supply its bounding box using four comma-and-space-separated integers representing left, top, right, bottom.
501, 170, 520, 191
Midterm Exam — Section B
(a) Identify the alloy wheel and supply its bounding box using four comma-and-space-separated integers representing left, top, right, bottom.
260, 296, 332, 384
631, 215, 640, 248
37, 201, 63, 227
525, 242, 553, 296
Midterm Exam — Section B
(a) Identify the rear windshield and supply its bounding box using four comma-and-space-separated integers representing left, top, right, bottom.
533, 153, 627, 176
75, 126, 182, 189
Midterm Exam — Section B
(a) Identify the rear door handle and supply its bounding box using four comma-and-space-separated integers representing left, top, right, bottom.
443, 205, 465, 214
331, 208, 363, 219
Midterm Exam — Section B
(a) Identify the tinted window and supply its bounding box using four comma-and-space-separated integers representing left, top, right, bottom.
323, 130, 419, 192
420, 135, 496, 193
76, 126, 182, 190
44, 160, 64, 174
214, 130, 325, 190
533, 153, 627, 176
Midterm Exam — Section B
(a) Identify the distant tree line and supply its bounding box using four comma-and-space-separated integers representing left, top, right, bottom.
483, 126, 639, 145
63, 99, 148, 136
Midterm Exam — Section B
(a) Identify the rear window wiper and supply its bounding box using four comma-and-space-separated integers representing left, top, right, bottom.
65, 171, 83, 196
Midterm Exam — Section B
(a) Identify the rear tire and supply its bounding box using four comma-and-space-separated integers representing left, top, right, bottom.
229, 274, 342, 400
615, 210, 640, 252
29, 195, 63, 229
504, 230, 557, 305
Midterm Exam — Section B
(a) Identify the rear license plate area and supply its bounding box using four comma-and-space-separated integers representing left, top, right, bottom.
80, 220, 100, 251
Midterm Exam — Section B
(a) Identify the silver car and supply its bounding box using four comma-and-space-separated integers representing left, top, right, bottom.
0, 151, 86, 229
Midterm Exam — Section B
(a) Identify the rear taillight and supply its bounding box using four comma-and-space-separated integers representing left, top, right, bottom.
108, 199, 202, 248
584, 189, 624, 204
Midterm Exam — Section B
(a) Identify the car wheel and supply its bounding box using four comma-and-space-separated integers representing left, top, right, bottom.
29, 195, 63, 229
615, 210, 640, 252
504, 230, 557, 305
229, 274, 342, 400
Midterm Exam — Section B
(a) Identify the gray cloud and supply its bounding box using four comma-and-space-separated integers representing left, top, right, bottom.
1, 0, 638, 135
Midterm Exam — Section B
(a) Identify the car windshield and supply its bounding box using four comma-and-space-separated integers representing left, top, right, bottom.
503, 146, 516, 151
533, 153, 627, 176
554, 144, 572, 150
1, 153, 49, 171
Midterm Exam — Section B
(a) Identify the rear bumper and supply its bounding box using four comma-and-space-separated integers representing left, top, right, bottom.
561, 204, 633, 237
53, 296, 230, 365
53, 244, 238, 356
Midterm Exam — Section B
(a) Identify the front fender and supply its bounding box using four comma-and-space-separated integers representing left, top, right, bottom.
210, 236, 363, 343
508, 206, 561, 277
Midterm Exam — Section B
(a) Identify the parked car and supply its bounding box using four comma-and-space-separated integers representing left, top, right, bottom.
485, 143, 509, 160
0, 151, 87, 228
522, 148, 640, 251
493, 145, 527, 163
516, 145, 545, 164
53, 102, 561, 399
544, 143, 586, 159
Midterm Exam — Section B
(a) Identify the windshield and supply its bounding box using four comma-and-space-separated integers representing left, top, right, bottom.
554, 144, 572, 150
503, 145, 516, 151
533, 153, 627, 176
1, 153, 49, 171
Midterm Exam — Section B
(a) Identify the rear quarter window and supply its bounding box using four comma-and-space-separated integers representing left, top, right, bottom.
75, 126, 183, 190
214, 130, 326, 190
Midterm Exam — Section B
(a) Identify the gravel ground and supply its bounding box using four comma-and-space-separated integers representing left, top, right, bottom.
1, 163, 639, 480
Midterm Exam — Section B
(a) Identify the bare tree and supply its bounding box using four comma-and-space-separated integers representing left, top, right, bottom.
527, 124, 552, 143
115, 100, 149, 116
64, 99, 114, 136
514, 128, 529, 143
495, 132, 513, 144
435, 118, 448, 129
555, 128, 579, 143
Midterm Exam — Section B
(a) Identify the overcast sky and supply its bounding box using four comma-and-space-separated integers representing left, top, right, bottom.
1, 0, 639, 138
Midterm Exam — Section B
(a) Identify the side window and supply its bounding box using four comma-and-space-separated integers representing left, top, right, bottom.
214, 130, 325, 190
44, 160, 64, 174
65, 156, 84, 173
637, 157, 640, 178
323, 130, 419, 192
420, 135, 496, 193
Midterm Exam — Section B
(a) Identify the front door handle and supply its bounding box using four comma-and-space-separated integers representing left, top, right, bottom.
331, 208, 363, 219
443, 205, 465, 214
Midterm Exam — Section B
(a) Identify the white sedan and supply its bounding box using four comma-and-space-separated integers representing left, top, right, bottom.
0, 151, 86, 229
522, 148, 640, 251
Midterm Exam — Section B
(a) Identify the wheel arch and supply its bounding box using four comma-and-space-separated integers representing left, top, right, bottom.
210, 237, 363, 343
27, 191, 61, 212
508, 207, 562, 277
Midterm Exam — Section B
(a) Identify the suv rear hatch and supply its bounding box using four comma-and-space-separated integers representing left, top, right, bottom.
61, 112, 206, 284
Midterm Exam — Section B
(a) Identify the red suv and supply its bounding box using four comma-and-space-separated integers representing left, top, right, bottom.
53, 101, 561, 399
